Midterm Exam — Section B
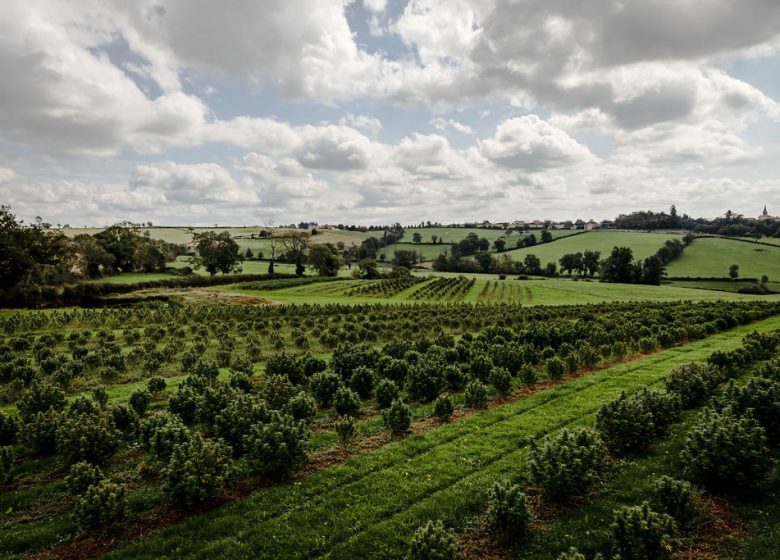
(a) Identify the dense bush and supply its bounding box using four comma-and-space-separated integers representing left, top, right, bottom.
408, 520, 457, 560
20, 409, 61, 456
0, 446, 12, 484
213, 394, 269, 454
663, 362, 718, 408
129, 389, 152, 416
66, 461, 104, 495
487, 480, 533, 539
0, 411, 18, 445
333, 386, 362, 417
596, 391, 655, 455
109, 403, 139, 437
376, 379, 400, 409
384, 399, 412, 436
651, 476, 700, 530
349, 366, 375, 399
680, 407, 771, 491
433, 395, 454, 423
17, 381, 66, 420
57, 412, 119, 465
519, 364, 537, 387
546, 357, 566, 381
164, 433, 233, 507
407, 364, 445, 403
529, 428, 609, 501
140, 412, 191, 461
168, 384, 201, 425
262, 374, 297, 410
245, 411, 307, 479
464, 380, 487, 409
147, 376, 167, 397
720, 378, 780, 445
610, 502, 677, 560
76, 479, 127, 529
310, 371, 342, 408
489, 366, 512, 396
286, 391, 316, 424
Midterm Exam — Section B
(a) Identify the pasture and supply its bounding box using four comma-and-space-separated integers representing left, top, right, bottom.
665, 237, 780, 279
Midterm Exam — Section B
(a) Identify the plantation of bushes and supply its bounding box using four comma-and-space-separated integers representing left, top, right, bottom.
0, 299, 779, 555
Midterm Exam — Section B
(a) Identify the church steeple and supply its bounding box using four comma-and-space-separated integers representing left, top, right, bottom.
764, 206, 769, 216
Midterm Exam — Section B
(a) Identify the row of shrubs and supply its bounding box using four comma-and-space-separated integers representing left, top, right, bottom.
405, 330, 780, 559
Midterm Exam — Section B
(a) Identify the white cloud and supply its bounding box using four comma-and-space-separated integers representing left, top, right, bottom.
339, 114, 383, 137
480, 116, 594, 171
0, 168, 14, 184
130, 161, 255, 204
431, 117, 475, 135
362, 0, 387, 13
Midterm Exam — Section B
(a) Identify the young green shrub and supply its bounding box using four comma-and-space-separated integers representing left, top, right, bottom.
464, 380, 488, 409
91, 386, 109, 408
383, 399, 412, 436
639, 388, 682, 437
333, 386, 362, 417
75, 479, 127, 529
519, 364, 537, 387
376, 379, 401, 409
406, 364, 445, 403
56, 412, 119, 465
0, 446, 13, 484
65, 461, 104, 495
163, 433, 233, 507
68, 395, 101, 417
650, 476, 700, 530
245, 411, 307, 479
348, 366, 375, 399
140, 412, 191, 461
529, 428, 609, 501
0, 411, 18, 446
168, 384, 201, 425
596, 391, 656, 455
487, 480, 533, 539
433, 395, 454, 423
20, 409, 61, 456
109, 403, 139, 437
213, 394, 269, 454
262, 374, 297, 410
334, 415, 356, 449
147, 376, 167, 397
680, 407, 771, 492
286, 391, 316, 424
17, 381, 66, 421
408, 520, 457, 560
310, 371, 343, 408
720, 377, 780, 445
489, 366, 512, 396
228, 371, 254, 393
663, 362, 718, 408
129, 388, 152, 416
610, 502, 677, 560
545, 356, 566, 381
442, 365, 466, 391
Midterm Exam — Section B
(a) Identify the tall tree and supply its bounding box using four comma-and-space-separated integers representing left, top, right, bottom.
412, 232, 422, 244
729, 264, 739, 281
601, 246, 637, 284
308, 244, 342, 277
282, 231, 311, 276
191, 231, 242, 276
493, 238, 506, 252
582, 250, 601, 277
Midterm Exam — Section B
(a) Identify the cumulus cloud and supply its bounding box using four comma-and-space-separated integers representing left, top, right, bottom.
129, 161, 255, 204
480, 116, 594, 171
431, 117, 475, 135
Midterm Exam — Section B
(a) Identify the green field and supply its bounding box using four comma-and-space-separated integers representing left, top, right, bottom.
665, 237, 780, 279
102, 315, 780, 559
217, 273, 780, 306
503, 230, 677, 266
385, 228, 582, 261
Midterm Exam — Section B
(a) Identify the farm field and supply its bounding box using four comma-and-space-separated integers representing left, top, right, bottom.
503, 231, 678, 265
97, 314, 780, 559
217, 274, 780, 306
384, 229, 582, 262
665, 237, 780, 279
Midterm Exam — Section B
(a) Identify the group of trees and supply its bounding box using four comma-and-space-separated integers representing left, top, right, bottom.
601, 238, 689, 285
0, 206, 180, 289
615, 205, 780, 240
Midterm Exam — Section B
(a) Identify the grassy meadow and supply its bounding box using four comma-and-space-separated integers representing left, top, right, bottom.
665, 236, 780, 279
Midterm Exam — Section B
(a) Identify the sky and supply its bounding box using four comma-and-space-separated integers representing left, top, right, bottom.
0, 0, 779, 226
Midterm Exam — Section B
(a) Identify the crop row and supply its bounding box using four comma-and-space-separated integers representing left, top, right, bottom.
345, 276, 429, 298
410, 276, 476, 301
